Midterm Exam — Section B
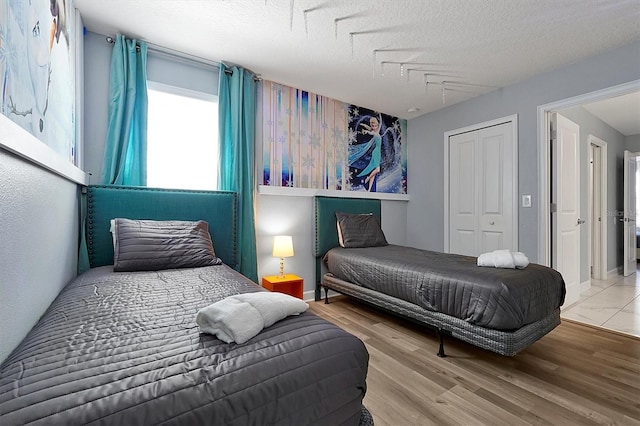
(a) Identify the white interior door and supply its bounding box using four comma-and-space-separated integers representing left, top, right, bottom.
552, 113, 581, 306
590, 144, 601, 279
623, 150, 637, 276
478, 123, 514, 253
449, 131, 478, 256
449, 121, 514, 256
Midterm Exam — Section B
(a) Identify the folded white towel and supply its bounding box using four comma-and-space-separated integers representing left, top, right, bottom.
196, 292, 309, 344
512, 252, 530, 269
477, 250, 529, 269
494, 249, 516, 268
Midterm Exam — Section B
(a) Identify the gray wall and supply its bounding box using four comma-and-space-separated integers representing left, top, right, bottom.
406, 41, 640, 266
83, 31, 219, 180
255, 194, 407, 298
84, 30, 407, 297
0, 151, 79, 363
626, 134, 640, 152
558, 106, 626, 278
83, 31, 112, 183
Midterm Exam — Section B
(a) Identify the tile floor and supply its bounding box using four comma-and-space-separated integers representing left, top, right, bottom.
561, 266, 640, 338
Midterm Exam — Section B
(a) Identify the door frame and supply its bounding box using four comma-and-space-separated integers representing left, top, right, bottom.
537, 79, 640, 267
444, 114, 518, 253
588, 135, 608, 280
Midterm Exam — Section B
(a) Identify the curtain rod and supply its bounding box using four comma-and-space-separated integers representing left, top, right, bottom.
105, 36, 261, 81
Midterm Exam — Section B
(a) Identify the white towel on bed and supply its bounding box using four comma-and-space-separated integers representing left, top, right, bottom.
196, 292, 309, 344
477, 250, 529, 269
512, 252, 530, 269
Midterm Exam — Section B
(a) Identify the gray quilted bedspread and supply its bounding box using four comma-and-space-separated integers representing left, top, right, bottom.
0, 265, 368, 425
325, 245, 565, 330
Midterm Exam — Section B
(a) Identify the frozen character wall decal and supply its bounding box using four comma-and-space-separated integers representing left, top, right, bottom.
260, 81, 407, 194
1, 0, 75, 163
347, 106, 405, 193
349, 115, 386, 191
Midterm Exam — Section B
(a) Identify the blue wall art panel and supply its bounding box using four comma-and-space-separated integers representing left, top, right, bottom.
1, 0, 77, 164
262, 80, 407, 194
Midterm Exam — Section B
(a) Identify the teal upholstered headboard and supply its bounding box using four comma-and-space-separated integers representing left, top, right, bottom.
313, 196, 381, 300
87, 185, 238, 269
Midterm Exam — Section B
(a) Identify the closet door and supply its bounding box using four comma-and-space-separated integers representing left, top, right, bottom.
478, 123, 514, 253
449, 131, 479, 256
448, 122, 515, 256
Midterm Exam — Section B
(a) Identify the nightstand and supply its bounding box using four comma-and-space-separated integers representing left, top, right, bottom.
262, 274, 304, 299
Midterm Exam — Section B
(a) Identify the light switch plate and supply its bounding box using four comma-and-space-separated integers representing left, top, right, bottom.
522, 195, 532, 208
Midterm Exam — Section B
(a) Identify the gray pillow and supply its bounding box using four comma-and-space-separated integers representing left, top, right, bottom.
335, 212, 388, 248
112, 218, 222, 272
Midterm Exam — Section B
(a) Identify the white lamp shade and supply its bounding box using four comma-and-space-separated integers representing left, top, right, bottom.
272, 235, 294, 258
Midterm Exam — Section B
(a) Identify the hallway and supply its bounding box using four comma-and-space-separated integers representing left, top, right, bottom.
561, 267, 640, 338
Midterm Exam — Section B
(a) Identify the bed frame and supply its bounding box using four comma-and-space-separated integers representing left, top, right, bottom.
86, 185, 238, 269
313, 195, 561, 357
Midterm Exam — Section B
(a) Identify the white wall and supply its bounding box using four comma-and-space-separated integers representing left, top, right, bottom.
255, 194, 407, 299
0, 151, 79, 363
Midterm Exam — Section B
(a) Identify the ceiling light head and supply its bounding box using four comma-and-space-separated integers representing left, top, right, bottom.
407, 107, 420, 113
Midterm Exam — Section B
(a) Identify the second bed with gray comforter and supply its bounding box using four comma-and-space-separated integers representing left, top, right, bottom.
324, 245, 566, 331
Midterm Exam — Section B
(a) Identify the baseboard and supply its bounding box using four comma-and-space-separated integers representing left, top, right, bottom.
607, 267, 622, 279
562, 280, 581, 307
580, 279, 590, 293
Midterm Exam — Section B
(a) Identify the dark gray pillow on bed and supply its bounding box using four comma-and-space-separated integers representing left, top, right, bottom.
335, 212, 388, 248
112, 218, 222, 272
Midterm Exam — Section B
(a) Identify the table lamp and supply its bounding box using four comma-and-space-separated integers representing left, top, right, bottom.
272, 235, 294, 278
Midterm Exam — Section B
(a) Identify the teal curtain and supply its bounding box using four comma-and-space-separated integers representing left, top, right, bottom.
100, 35, 148, 185
218, 63, 258, 282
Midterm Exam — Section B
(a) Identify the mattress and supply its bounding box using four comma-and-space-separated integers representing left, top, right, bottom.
0, 265, 368, 425
324, 245, 566, 330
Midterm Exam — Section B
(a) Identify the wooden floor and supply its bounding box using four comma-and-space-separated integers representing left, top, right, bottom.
309, 296, 640, 426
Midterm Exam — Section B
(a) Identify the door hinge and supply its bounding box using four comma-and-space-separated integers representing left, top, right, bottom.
550, 129, 557, 141
550, 203, 557, 213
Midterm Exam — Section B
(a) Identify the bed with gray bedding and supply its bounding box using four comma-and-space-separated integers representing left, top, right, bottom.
324, 245, 565, 330
314, 195, 566, 357
0, 186, 369, 425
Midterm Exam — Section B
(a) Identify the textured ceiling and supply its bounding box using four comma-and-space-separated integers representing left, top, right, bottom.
75, 0, 640, 119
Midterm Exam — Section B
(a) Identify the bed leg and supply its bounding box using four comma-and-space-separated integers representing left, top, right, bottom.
437, 329, 447, 358
323, 287, 329, 304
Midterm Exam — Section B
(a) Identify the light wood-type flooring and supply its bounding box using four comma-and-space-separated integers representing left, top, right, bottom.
309, 296, 640, 426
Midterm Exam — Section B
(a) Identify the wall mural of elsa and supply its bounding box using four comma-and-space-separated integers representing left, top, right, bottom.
346, 106, 406, 193
262, 80, 407, 194
0, 0, 76, 165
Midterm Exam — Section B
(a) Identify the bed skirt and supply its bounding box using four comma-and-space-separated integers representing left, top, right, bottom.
322, 274, 561, 356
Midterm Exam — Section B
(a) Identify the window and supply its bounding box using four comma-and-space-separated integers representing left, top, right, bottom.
146, 82, 218, 190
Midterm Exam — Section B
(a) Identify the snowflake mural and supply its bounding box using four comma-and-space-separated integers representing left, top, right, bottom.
261, 80, 407, 194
